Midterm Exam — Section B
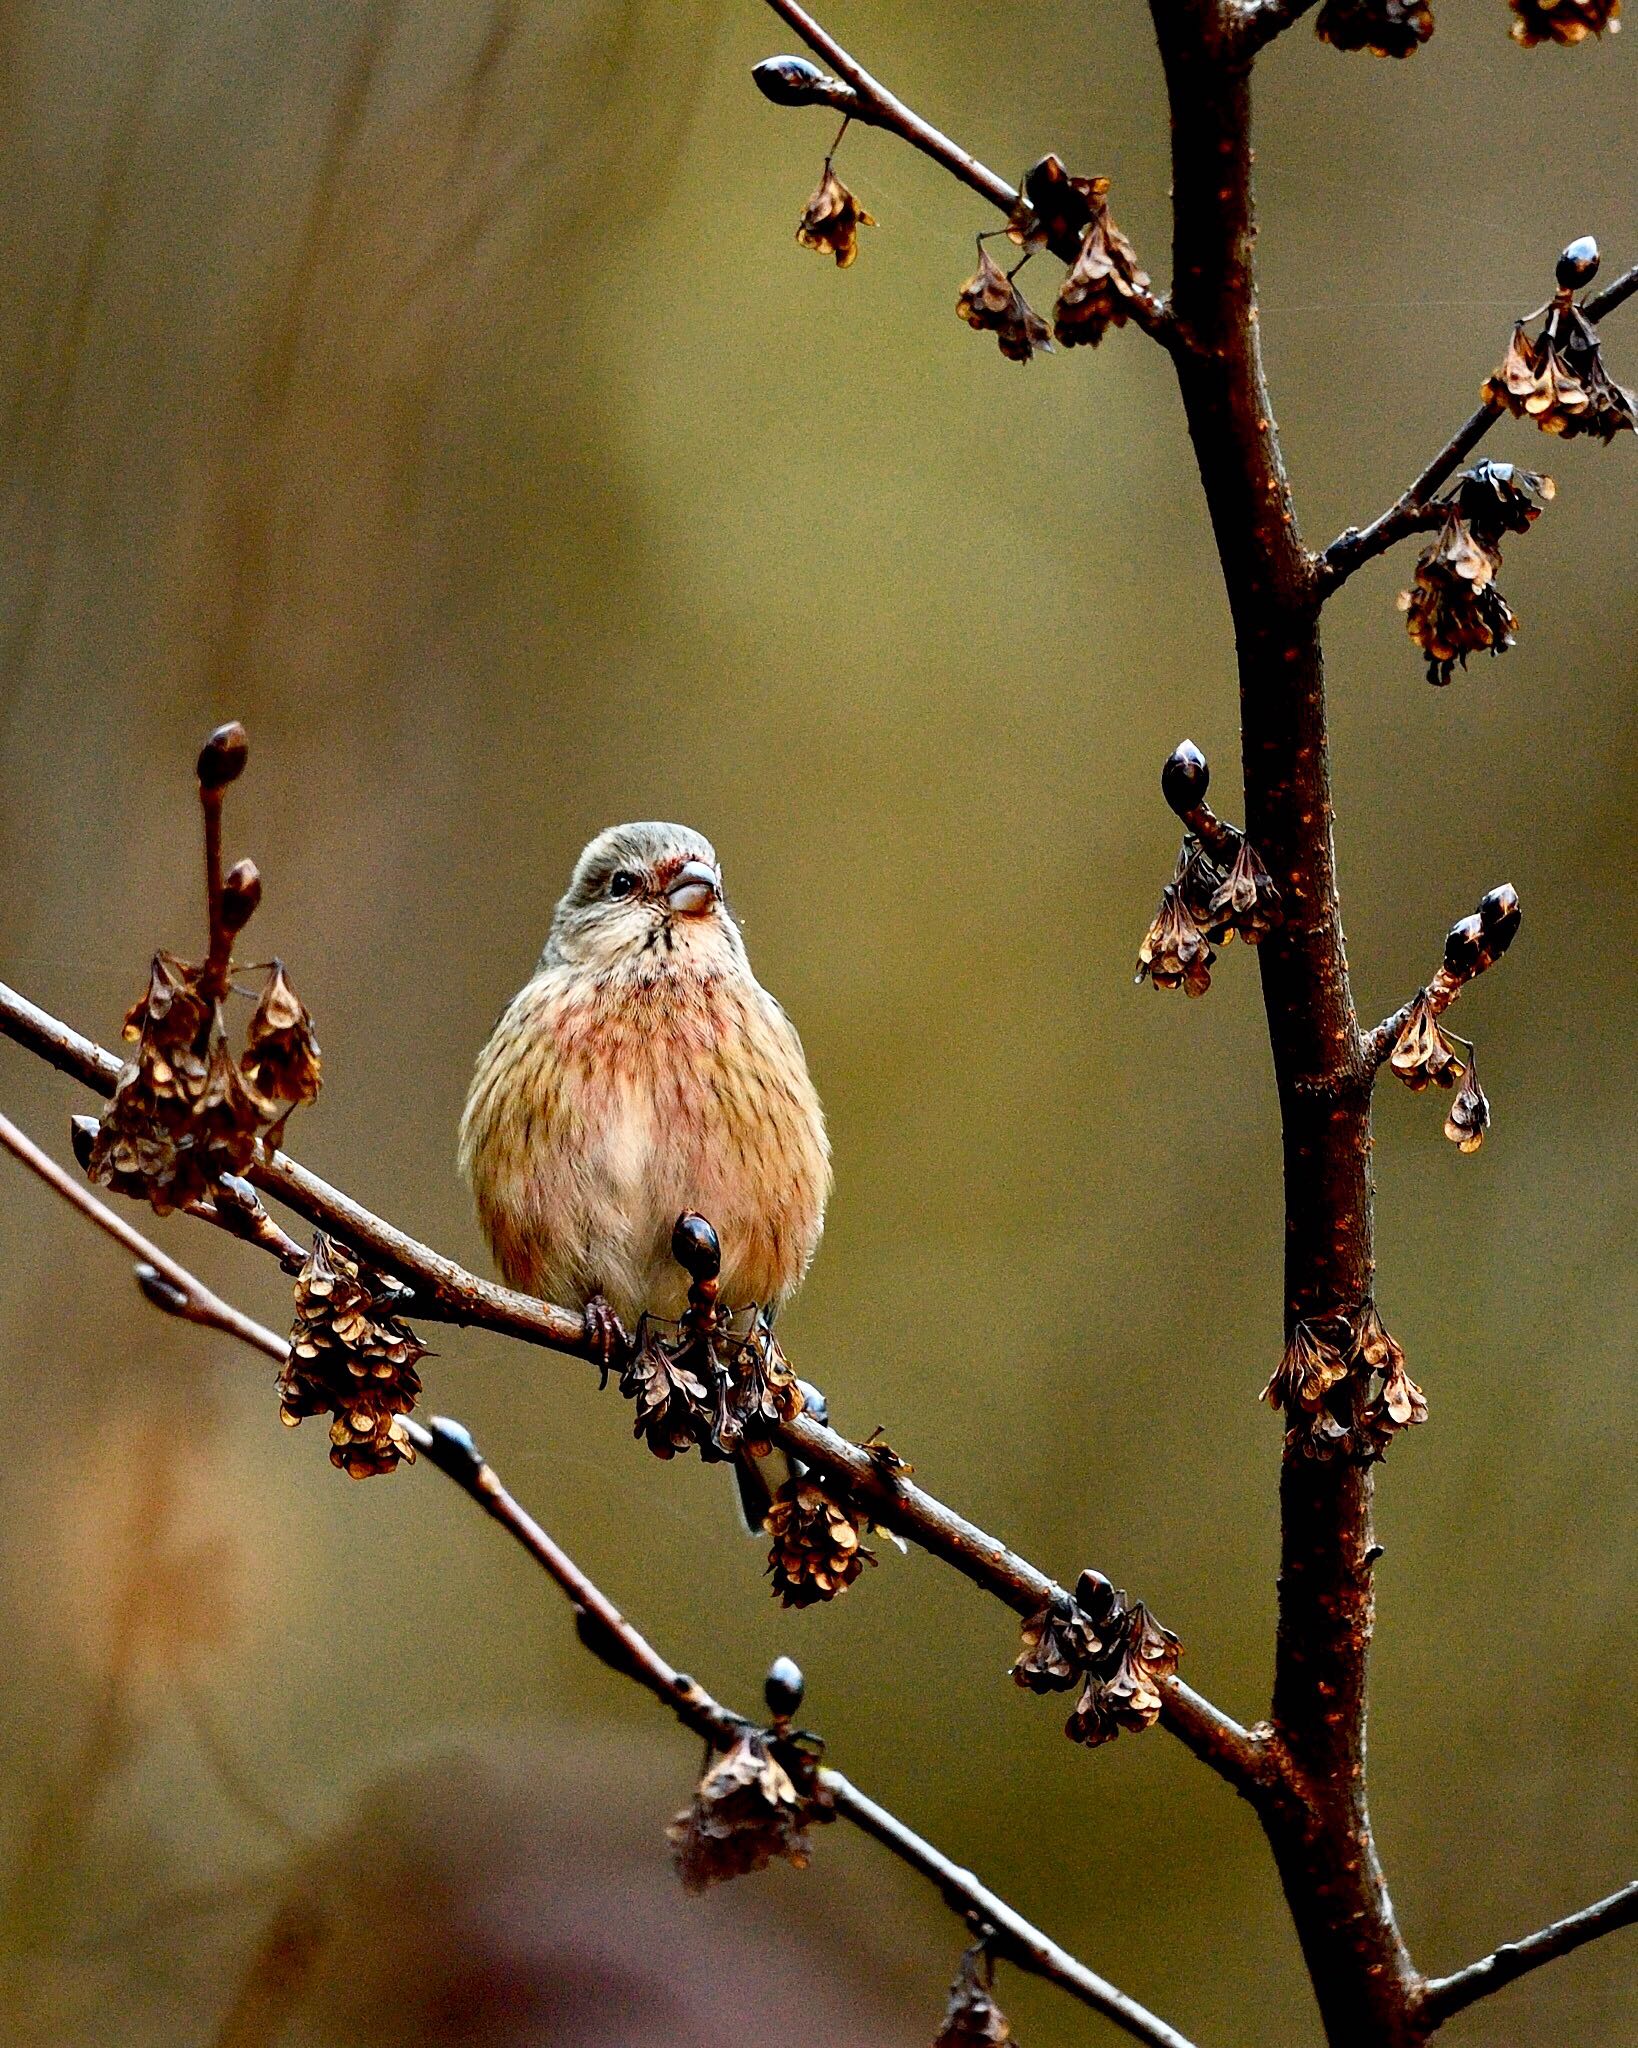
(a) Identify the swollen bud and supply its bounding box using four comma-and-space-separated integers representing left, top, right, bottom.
764, 1655, 806, 1719
1477, 883, 1521, 957
70, 1113, 98, 1172
1074, 1567, 1118, 1625
220, 858, 262, 935
752, 55, 835, 106
134, 1263, 191, 1317
197, 721, 249, 789
1161, 740, 1209, 817
672, 1211, 722, 1284
423, 1415, 485, 1480
1443, 914, 1485, 978
1556, 236, 1600, 291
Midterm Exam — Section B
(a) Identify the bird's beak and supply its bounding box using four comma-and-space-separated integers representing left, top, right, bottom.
666, 860, 720, 916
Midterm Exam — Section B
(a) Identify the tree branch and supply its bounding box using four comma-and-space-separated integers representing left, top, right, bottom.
407, 1414, 1203, 2048
1318, 259, 1638, 594
753, 0, 1171, 334
1231, 0, 1323, 58
0, 1118, 1201, 2048
1417, 1879, 1638, 2027
0, 976, 1263, 1795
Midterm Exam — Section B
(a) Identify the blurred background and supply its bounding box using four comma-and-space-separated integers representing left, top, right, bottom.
0, 2, 1633, 2043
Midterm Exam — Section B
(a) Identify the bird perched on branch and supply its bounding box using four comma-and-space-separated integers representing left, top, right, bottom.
459, 822, 831, 1525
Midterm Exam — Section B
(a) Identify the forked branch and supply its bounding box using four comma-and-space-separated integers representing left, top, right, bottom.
1418, 1878, 1638, 2027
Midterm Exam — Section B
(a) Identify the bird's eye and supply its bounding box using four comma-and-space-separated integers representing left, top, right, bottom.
607, 870, 639, 900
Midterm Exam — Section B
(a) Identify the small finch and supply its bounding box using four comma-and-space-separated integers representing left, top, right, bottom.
459, 823, 831, 1523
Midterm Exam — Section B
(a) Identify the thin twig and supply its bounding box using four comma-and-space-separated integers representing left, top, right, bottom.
0, 978, 1263, 1793
1318, 260, 1638, 592
1418, 1878, 1638, 2025
404, 1413, 1201, 2048
754, 0, 1172, 332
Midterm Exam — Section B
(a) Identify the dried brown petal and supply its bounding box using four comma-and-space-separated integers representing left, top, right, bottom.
1135, 883, 1216, 996
1444, 1050, 1491, 1152
934, 1949, 1015, 2047
1315, 0, 1435, 53
1011, 1588, 1109, 1694
242, 961, 322, 1110
1066, 1598, 1180, 1748
1262, 1320, 1350, 1410
725, 1323, 805, 1455
667, 1730, 813, 1890
1053, 205, 1151, 348
620, 1333, 720, 1459
796, 164, 876, 269
1388, 992, 1464, 1091
957, 245, 1053, 363
280, 1233, 424, 1477
1509, 0, 1619, 43
1205, 837, 1282, 946
767, 1477, 874, 1608
1485, 314, 1636, 441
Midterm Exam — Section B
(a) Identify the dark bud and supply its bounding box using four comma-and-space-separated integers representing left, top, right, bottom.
764, 1655, 806, 1719
197, 721, 249, 789
220, 858, 262, 934
1443, 914, 1485, 978
1074, 1567, 1119, 1626
70, 1113, 98, 1172
1478, 883, 1521, 956
672, 1211, 722, 1285
1161, 740, 1209, 817
133, 1262, 191, 1317
423, 1414, 485, 1480
1557, 237, 1601, 291
752, 55, 837, 106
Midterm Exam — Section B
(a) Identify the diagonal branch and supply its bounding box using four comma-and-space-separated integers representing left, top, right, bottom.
408, 1414, 1203, 2048
1317, 261, 1638, 593
0, 977, 1264, 1794
1417, 1878, 1638, 2027
753, 0, 1172, 333
0, 1120, 1200, 2048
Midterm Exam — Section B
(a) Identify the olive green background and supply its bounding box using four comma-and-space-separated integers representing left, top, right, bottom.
0, 3, 1633, 2043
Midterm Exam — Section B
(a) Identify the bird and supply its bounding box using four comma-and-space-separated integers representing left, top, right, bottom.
459, 822, 831, 1525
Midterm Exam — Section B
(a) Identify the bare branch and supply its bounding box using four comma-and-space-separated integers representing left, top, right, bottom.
1318, 258, 1638, 595
0, 976, 1264, 1794
405, 1413, 1203, 2048
1418, 1878, 1638, 2026
753, 2, 1172, 334
1362, 884, 1520, 1070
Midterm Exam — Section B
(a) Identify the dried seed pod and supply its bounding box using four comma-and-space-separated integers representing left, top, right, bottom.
1012, 1586, 1109, 1693
1007, 154, 1105, 254
1444, 1049, 1491, 1153
1315, 0, 1435, 54
1398, 513, 1515, 685
667, 1729, 815, 1890
280, 1233, 424, 1478
1262, 1320, 1350, 1410
1389, 992, 1464, 1091
796, 163, 876, 268
1065, 1598, 1181, 1747
767, 1477, 874, 1607
1447, 459, 1554, 546
956, 244, 1052, 363
620, 1334, 719, 1459
1509, 0, 1620, 43
1205, 838, 1282, 945
241, 961, 322, 1110
934, 1948, 1015, 2047
1135, 883, 1216, 995
1485, 310, 1636, 441
197, 721, 249, 788
1053, 200, 1151, 348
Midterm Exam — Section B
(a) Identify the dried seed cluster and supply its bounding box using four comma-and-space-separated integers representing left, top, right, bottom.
1263, 1305, 1428, 1463
1013, 1569, 1181, 1749
1485, 243, 1635, 441
1314, 0, 1618, 49
668, 1724, 833, 1890
796, 161, 876, 268
1398, 462, 1553, 686
934, 1948, 1016, 2048
958, 243, 1053, 362
1509, 0, 1620, 42
1135, 744, 1281, 995
767, 1476, 875, 1607
1385, 884, 1517, 1152
279, 1232, 424, 1478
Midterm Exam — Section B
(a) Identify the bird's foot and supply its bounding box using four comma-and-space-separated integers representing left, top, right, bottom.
583, 1292, 629, 1388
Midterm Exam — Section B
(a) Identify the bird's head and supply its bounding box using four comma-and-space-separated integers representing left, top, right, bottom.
542, 822, 747, 974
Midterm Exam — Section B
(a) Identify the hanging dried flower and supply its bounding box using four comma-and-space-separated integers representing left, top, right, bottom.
1351, 1305, 1429, 1456
279, 1233, 424, 1478
1006, 154, 1104, 254
767, 1477, 874, 1606
1443, 1048, 1491, 1152
1315, 0, 1435, 53
620, 1334, 721, 1459
724, 1323, 805, 1456
934, 1947, 1016, 2047
1388, 991, 1464, 1091
1398, 514, 1515, 686
796, 163, 876, 268
1205, 838, 1282, 945
1066, 1599, 1181, 1747
1485, 312, 1637, 441
1012, 1571, 1118, 1694
1262, 1319, 1351, 1411
1135, 883, 1216, 995
1509, 0, 1620, 42
1448, 459, 1556, 545
241, 961, 322, 1116
957, 244, 1053, 363
667, 1729, 816, 1889
1053, 206, 1152, 348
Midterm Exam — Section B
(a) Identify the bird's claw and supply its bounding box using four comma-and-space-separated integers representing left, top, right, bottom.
584, 1292, 629, 1388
